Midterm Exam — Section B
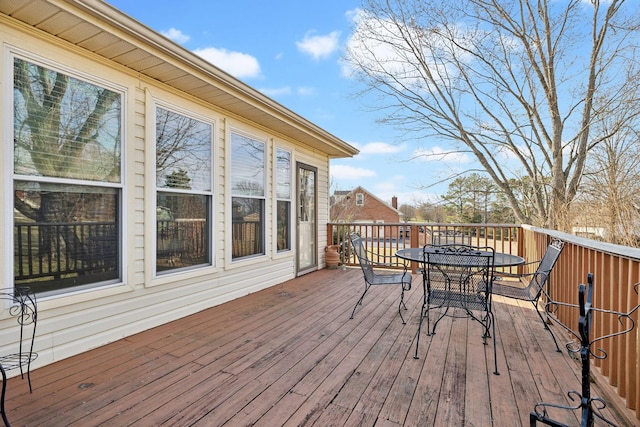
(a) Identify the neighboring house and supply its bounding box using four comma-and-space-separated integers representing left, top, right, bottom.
330, 186, 404, 238
0, 1, 358, 372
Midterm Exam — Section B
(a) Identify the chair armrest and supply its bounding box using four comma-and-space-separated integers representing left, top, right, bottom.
494, 259, 542, 279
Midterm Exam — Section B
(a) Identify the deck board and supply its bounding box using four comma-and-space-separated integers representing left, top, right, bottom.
3, 268, 636, 426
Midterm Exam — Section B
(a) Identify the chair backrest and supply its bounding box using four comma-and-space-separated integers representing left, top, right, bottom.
1, 287, 37, 374
525, 238, 565, 299
350, 233, 375, 283
423, 244, 495, 308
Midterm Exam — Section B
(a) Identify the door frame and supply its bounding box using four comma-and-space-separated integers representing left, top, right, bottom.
296, 162, 317, 275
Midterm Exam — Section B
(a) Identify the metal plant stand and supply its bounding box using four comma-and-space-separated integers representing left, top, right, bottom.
530, 274, 640, 427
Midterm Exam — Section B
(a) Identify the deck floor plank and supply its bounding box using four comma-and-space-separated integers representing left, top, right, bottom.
3, 268, 636, 426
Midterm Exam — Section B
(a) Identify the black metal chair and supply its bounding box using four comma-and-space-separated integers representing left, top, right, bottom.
491, 238, 565, 352
349, 233, 412, 324
1, 287, 37, 427
415, 244, 499, 375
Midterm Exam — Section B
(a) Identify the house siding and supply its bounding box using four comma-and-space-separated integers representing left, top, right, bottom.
0, 7, 351, 373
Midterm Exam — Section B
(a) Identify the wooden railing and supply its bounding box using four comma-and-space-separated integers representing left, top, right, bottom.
524, 225, 640, 423
328, 222, 522, 274
327, 222, 640, 422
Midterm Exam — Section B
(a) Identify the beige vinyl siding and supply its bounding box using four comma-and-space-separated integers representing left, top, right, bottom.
0, 7, 347, 374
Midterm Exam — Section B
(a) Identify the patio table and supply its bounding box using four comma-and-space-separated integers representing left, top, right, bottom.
395, 247, 525, 267
397, 246, 525, 374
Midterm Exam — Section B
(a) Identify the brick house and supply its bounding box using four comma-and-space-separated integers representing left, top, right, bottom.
330, 186, 405, 238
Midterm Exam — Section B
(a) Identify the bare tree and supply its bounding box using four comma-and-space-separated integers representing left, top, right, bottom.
398, 203, 417, 221
344, 0, 640, 230
579, 119, 640, 246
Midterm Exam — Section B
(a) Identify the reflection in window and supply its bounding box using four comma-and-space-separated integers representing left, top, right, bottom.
276, 148, 291, 251
356, 193, 364, 206
13, 57, 122, 295
156, 193, 209, 272
277, 201, 290, 252
231, 133, 265, 197
14, 183, 120, 294
231, 197, 264, 259
155, 107, 212, 273
231, 132, 265, 259
156, 107, 211, 191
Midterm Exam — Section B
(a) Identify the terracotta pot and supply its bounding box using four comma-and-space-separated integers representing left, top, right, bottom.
325, 245, 339, 269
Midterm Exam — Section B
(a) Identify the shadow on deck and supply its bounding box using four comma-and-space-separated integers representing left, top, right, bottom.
3, 268, 636, 426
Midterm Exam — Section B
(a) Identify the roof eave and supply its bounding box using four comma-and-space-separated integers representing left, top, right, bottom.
1, 0, 358, 158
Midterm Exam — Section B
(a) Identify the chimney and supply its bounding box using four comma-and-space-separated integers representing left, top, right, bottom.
392, 196, 398, 209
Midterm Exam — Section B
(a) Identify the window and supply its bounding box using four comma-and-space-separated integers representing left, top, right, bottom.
231, 132, 265, 259
356, 193, 364, 206
155, 106, 212, 274
276, 148, 291, 252
13, 56, 122, 295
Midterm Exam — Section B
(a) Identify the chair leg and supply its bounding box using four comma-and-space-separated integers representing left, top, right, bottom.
26, 366, 32, 395
489, 311, 499, 375
414, 302, 427, 359
350, 283, 371, 319
1, 365, 9, 427
430, 305, 451, 335
397, 288, 406, 325
533, 301, 561, 352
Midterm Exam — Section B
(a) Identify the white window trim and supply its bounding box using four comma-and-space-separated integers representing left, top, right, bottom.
273, 146, 293, 255
148, 98, 216, 283
5, 46, 129, 297
226, 126, 269, 267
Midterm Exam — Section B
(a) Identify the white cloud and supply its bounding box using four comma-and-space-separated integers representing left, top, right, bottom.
374, 180, 402, 193
296, 31, 341, 60
412, 146, 474, 164
161, 28, 190, 44
258, 86, 315, 97
331, 164, 376, 180
193, 47, 261, 79
354, 141, 407, 155
377, 189, 439, 206
297, 86, 315, 96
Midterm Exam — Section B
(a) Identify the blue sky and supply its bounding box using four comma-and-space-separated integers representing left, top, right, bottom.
106, 0, 462, 207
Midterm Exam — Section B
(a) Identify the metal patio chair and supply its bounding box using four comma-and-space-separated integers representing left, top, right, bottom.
491, 238, 565, 352
349, 233, 412, 324
415, 244, 499, 375
1, 287, 37, 427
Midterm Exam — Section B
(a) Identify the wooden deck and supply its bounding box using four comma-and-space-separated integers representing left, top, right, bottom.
4, 268, 637, 426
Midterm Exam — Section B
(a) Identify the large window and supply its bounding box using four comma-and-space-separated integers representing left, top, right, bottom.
231, 132, 265, 259
155, 107, 212, 273
13, 56, 122, 295
276, 148, 291, 252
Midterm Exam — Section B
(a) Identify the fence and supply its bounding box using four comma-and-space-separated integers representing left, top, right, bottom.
328, 222, 521, 274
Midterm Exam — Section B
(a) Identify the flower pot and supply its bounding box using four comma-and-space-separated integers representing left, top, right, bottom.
325, 245, 339, 269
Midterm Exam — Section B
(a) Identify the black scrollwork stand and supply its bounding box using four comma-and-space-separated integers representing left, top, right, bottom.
530, 273, 640, 427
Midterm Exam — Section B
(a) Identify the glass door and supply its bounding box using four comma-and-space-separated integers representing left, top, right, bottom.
297, 163, 317, 274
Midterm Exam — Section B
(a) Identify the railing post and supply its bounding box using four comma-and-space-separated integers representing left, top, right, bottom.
409, 224, 420, 273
